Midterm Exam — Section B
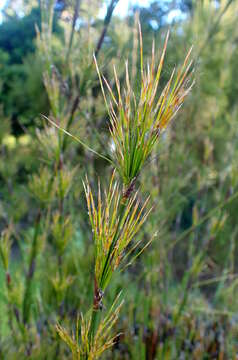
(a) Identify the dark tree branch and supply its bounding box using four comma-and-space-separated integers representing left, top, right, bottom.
66, 0, 81, 63
95, 0, 120, 58
62, 0, 120, 151
197, 0, 234, 58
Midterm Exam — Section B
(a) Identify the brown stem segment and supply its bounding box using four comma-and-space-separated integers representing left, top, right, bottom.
89, 278, 104, 347
93, 277, 104, 311
122, 177, 137, 202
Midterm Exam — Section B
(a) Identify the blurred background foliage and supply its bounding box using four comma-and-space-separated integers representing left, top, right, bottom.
1, 0, 238, 358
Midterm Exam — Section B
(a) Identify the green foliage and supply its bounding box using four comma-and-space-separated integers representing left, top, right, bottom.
95, 30, 193, 188
0, 5, 63, 131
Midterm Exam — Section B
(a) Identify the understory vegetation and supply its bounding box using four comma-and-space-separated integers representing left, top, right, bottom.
0, 0, 238, 359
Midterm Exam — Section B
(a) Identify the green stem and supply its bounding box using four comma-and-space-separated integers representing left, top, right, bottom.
168, 189, 238, 252
88, 186, 132, 347
22, 211, 41, 325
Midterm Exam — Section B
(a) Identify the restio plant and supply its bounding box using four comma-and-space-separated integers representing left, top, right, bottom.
1, 1, 238, 359
55, 22, 193, 359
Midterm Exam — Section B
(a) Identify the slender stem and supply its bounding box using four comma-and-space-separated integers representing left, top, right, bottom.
197, 0, 234, 58
88, 181, 133, 347
65, 0, 81, 64
94, 0, 120, 58
22, 210, 41, 325
168, 189, 238, 251
5, 272, 14, 333
62, 0, 119, 151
